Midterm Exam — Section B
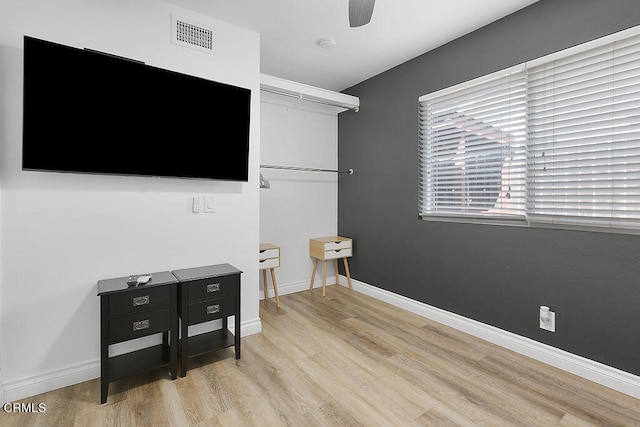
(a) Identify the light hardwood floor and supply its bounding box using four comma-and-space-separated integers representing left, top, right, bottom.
2, 285, 639, 426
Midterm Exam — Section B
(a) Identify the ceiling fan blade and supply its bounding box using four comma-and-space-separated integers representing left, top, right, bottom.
349, 0, 375, 27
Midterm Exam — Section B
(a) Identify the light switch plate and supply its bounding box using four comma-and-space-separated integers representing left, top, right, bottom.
204, 196, 215, 213
192, 196, 202, 213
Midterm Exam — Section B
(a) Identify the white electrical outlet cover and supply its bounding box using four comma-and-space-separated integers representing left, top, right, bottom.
540, 311, 556, 332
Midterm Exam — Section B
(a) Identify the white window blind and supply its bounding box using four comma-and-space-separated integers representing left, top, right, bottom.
527, 33, 640, 229
419, 68, 527, 219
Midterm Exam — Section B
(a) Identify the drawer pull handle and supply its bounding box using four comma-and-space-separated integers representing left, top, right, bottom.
133, 320, 149, 331
334, 249, 341, 252
133, 296, 150, 306
207, 283, 220, 293
207, 304, 220, 314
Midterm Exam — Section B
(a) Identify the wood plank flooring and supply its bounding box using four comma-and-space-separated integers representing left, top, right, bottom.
1, 285, 639, 426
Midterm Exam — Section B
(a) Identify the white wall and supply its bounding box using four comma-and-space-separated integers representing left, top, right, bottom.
0, 0, 260, 401
260, 94, 340, 296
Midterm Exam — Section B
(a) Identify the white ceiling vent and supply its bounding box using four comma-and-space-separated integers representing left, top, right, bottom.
171, 15, 215, 55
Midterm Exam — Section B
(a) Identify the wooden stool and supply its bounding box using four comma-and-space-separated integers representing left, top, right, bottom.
259, 243, 280, 308
309, 236, 353, 296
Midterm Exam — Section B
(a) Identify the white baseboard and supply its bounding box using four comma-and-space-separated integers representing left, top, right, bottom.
1, 319, 262, 404
2, 360, 100, 405
258, 279, 316, 300
338, 275, 640, 400
238, 317, 263, 336
258, 275, 356, 300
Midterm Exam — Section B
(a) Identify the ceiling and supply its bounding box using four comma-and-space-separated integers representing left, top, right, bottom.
166, 0, 539, 92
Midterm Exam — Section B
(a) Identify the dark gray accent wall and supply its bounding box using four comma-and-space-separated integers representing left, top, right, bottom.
338, 0, 640, 376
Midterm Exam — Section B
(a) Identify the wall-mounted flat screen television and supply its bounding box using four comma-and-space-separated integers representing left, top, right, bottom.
22, 36, 251, 181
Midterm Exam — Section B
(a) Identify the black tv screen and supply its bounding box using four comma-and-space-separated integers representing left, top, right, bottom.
22, 36, 251, 181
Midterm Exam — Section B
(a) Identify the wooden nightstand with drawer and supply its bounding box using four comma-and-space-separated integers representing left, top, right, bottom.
259, 243, 280, 308
309, 236, 353, 296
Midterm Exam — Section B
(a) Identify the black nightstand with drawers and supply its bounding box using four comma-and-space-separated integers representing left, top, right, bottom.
172, 263, 242, 377
97, 271, 178, 404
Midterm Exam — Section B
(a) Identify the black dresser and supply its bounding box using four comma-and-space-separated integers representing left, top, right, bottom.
172, 263, 242, 377
97, 271, 178, 404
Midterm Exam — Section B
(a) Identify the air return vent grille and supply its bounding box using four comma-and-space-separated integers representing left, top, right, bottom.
171, 15, 215, 55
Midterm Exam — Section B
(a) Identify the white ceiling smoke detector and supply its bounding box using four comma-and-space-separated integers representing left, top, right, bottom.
317, 38, 336, 49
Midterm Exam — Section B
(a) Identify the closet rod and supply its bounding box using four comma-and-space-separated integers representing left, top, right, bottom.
260, 87, 360, 112
260, 164, 354, 175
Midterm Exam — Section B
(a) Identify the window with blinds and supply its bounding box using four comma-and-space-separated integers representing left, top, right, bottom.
418, 26, 640, 233
527, 33, 640, 229
418, 67, 528, 220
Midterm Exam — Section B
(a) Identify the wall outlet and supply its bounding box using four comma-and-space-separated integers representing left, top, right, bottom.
540, 307, 556, 332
